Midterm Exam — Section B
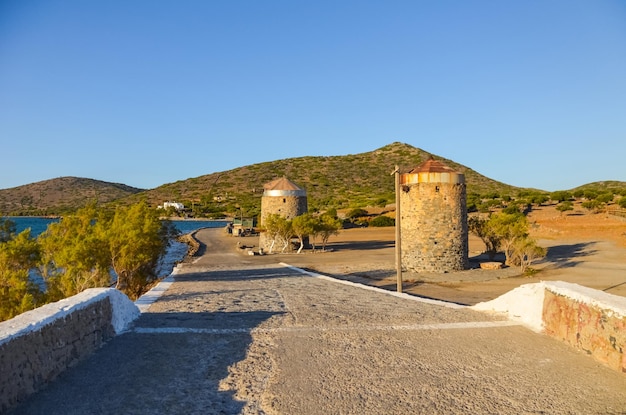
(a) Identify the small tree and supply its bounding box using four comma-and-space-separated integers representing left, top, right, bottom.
346, 208, 368, 221
262, 213, 281, 254
39, 204, 112, 301
556, 201, 574, 216
108, 202, 175, 300
0, 229, 42, 322
370, 215, 395, 227
511, 237, 546, 274
292, 213, 316, 254
489, 212, 529, 266
262, 214, 293, 253
316, 214, 342, 251
550, 191, 572, 203
582, 199, 603, 213
0, 217, 16, 243
468, 216, 501, 259
274, 217, 293, 253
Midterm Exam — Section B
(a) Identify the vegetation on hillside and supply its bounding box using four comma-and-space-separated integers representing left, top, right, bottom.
1, 143, 625, 218
0, 177, 143, 216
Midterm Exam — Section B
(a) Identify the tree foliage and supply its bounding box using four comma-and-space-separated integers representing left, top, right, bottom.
556, 201, 574, 215
316, 213, 342, 251
468, 216, 501, 259
39, 204, 112, 301
263, 214, 293, 254
262, 212, 342, 253
0, 227, 42, 321
346, 208, 369, 220
468, 211, 531, 266
370, 215, 395, 227
292, 213, 316, 254
108, 202, 177, 300
510, 238, 546, 274
0, 202, 183, 320
550, 191, 572, 203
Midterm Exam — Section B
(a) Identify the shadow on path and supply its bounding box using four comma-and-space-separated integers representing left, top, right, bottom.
10, 310, 280, 415
539, 242, 598, 269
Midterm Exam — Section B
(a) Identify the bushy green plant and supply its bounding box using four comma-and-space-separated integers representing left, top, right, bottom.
550, 191, 572, 203
556, 201, 574, 215
346, 208, 369, 219
370, 216, 395, 227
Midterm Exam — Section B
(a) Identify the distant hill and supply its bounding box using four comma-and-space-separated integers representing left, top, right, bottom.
4, 143, 623, 217
571, 181, 626, 192
123, 142, 524, 216
0, 177, 144, 216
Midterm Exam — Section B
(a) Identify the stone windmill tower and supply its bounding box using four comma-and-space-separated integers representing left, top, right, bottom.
259, 177, 308, 251
399, 157, 468, 272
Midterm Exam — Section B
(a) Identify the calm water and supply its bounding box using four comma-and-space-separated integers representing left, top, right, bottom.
6, 217, 227, 238
4, 217, 228, 279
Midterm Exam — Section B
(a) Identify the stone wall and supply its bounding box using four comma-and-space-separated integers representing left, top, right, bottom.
400, 181, 468, 272
259, 194, 308, 251
543, 288, 626, 373
0, 288, 139, 412
473, 281, 626, 374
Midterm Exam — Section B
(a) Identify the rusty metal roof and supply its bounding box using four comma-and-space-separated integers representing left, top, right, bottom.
263, 177, 304, 191
408, 156, 458, 174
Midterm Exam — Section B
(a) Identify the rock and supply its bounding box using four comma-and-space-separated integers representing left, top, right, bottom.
480, 261, 503, 270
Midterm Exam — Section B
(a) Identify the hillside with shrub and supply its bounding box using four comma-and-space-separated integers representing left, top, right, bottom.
2, 142, 625, 217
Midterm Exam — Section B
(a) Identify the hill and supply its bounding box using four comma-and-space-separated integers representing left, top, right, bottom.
123, 142, 524, 217
5, 143, 623, 217
0, 177, 144, 216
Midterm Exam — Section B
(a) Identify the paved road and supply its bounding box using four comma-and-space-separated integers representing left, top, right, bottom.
11, 229, 626, 414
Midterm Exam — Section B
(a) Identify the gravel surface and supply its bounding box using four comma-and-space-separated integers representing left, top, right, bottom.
11, 228, 626, 414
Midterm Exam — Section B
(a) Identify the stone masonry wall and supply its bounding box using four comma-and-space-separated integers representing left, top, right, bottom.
0, 295, 116, 412
259, 195, 308, 251
542, 289, 626, 373
400, 182, 468, 272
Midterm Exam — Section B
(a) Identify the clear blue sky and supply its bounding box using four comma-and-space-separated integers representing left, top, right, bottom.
1, 1, 625, 192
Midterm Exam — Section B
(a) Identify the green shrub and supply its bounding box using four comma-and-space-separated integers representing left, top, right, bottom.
370, 216, 395, 227
346, 208, 369, 219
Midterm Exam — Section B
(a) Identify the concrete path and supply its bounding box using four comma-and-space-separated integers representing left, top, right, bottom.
10, 229, 626, 414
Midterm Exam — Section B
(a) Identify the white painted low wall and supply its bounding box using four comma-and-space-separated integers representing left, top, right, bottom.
473, 281, 626, 373
0, 288, 139, 412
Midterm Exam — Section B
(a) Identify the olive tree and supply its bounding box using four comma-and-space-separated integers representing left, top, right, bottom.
263, 214, 293, 254
511, 237, 546, 274
468, 216, 501, 259
315, 213, 342, 251
489, 212, 529, 266
292, 213, 316, 254
556, 201, 574, 216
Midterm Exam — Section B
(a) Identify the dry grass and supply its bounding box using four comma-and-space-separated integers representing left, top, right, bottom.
528, 203, 626, 248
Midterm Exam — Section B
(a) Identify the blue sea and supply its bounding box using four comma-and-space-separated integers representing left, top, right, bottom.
6, 217, 227, 238
4, 217, 228, 279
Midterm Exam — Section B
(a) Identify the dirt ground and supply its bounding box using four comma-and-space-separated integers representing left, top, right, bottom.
226, 204, 626, 305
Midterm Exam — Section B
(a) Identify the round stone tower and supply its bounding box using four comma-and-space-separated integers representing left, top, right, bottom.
259, 177, 308, 251
399, 157, 468, 272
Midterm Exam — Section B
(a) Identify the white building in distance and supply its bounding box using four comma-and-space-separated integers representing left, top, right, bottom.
158, 201, 185, 211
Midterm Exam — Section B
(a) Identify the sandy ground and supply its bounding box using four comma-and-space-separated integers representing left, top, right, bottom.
223, 204, 626, 306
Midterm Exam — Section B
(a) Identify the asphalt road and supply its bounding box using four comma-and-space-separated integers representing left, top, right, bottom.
10, 229, 626, 414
